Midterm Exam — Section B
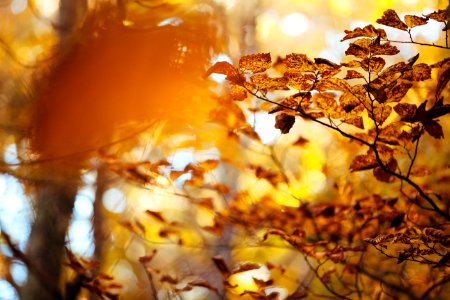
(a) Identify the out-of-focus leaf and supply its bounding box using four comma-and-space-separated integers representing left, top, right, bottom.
410, 166, 432, 177
292, 136, 309, 147
275, 113, 296, 134
341, 24, 387, 41
239, 53, 272, 73
231, 262, 261, 274
376, 9, 408, 31
404, 15, 428, 28
286, 290, 308, 299
436, 60, 450, 98
212, 256, 230, 275
145, 210, 166, 223
139, 249, 157, 264
390, 213, 405, 228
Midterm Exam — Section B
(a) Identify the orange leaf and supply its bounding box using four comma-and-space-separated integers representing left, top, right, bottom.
410, 166, 431, 177
376, 9, 408, 31
404, 15, 428, 28
373, 158, 398, 183
394, 103, 417, 120
341, 24, 387, 41
342, 115, 364, 129
360, 57, 385, 73
293, 136, 309, 147
285, 53, 316, 72
230, 84, 248, 101
239, 53, 272, 73
250, 74, 289, 91
205, 61, 244, 84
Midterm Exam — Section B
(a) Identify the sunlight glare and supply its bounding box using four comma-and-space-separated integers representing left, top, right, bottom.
279, 13, 309, 36
35, 0, 59, 18
228, 264, 270, 294
10, 0, 27, 14
103, 188, 127, 213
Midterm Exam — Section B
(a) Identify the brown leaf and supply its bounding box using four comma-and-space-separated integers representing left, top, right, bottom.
404, 15, 428, 28
370, 104, 392, 125
183, 279, 219, 293
425, 9, 447, 22
286, 290, 308, 299
254, 166, 286, 186
275, 113, 296, 134
386, 82, 413, 103
239, 53, 272, 73
410, 166, 431, 177
205, 61, 244, 85
344, 69, 364, 79
394, 103, 417, 120
285, 53, 316, 72
341, 60, 361, 68
212, 256, 230, 275
160, 274, 178, 284
424, 120, 444, 139
361, 57, 385, 73
372, 42, 400, 56
406, 63, 432, 81
341, 24, 387, 41
373, 158, 398, 183
436, 60, 450, 98
231, 262, 261, 274
376, 9, 408, 31
145, 210, 166, 223
293, 136, 309, 147
350, 154, 378, 172
342, 115, 364, 129
316, 77, 351, 92
345, 38, 371, 58
139, 249, 157, 264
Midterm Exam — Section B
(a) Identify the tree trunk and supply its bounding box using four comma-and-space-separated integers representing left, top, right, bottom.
21, 1, 87, 299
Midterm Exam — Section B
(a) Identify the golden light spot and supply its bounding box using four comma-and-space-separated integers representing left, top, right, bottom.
35, 0, 59, 18
228, 264, 270, 294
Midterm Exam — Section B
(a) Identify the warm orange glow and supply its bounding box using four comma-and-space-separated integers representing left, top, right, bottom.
31, 4, 224, 161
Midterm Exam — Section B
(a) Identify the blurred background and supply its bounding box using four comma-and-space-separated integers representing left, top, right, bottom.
0, 0, 448, 299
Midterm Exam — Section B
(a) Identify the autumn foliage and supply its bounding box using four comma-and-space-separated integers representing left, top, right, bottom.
1, 4, 450, 300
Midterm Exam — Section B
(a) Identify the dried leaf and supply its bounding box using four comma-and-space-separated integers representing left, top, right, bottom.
293, 136, 309, 147
139, 249, 157, 264
410, 166, 432, 177
212, 256, 230, 275
230, 84, 248, 101
370, 104, 393, 125
346, 38, 371, 58
344, 69, 364, 79
376, 9, 408, 31
316, 77, 351, 92
285, 53, 316, 72
406, 63, 432, 81
342, 115, 364, 129
145, 210, 166, 223
360, 57, 385, 73
160, 274, 178, 284
404, 15, 428, 28
424, 120, 444, 139
275, 113, 296, 134
350, 154, 378, 172
231, 262, 261, 274
205, 61, 244, 85
239, 53, 272, 73
436, 60, 450, 98
425, 9, 447, 22
394, 103, 417, 120
341, 24, 387, 41
372, 42, 400, 56
284, 72, 315, 90
373, 158, 398, 183
251, 74, 289, 91
386, 82, 413, 103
